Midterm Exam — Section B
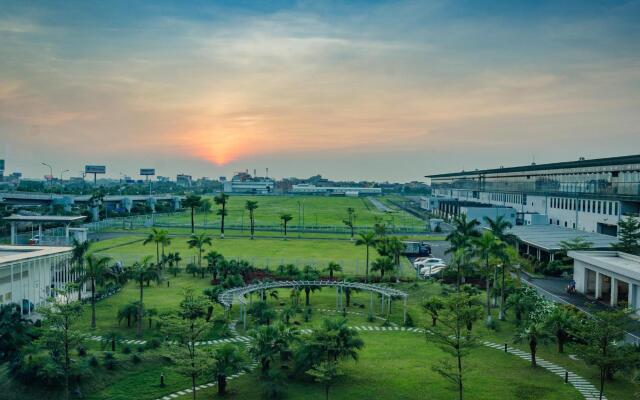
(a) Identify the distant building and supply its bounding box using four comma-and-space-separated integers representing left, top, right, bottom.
176, 174, 192, 187
223, 173, 274, 194
291, 184, 382, 196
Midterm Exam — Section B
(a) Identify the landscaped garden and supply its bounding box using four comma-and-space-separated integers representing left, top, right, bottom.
1, 212, 639, 400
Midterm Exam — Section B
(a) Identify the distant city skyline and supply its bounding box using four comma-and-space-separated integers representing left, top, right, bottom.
1, 0, 639, 181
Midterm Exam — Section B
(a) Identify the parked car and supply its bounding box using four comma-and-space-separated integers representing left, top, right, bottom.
413, 257, 443, 270
420, 263, 447, 277
28, 235, 41, 245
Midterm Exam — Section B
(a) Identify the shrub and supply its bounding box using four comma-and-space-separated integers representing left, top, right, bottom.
77, 345, 87, 357
89, 356, 99, 367
145, 338, 162, 350
136, 345, 145, 353
122, 345, 132, 354
403, 313, 415, 327
131, 354, 142, 364
103, 352, 118, 370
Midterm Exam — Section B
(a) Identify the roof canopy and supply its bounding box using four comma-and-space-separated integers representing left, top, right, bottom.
507, 225, 617, 252
3, 215, 86, 223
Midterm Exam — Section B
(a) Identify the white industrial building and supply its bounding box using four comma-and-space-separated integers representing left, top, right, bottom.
223, 174, 274, 194
291, 184, 382, 196
569, 251, 640, 312
427, 155, 640, 237
0, 245, 75, 316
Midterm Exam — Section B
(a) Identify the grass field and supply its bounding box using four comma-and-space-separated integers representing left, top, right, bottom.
91, 235, 418, 277
146, 195, 425, 231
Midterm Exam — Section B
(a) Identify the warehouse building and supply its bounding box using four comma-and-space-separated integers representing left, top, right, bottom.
426, 154, 640, 237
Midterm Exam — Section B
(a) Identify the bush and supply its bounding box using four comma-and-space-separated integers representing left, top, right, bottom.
77, 345, 87, 357
89, 356, 99, 367
136, 345, 145, 353
122, 345, 132, 354
145, 338, 162, 350
103, 352, 118, 370
131, 354, 142, 364
403, 313, 415, 327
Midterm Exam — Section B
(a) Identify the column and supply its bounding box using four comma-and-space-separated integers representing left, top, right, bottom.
38, 224, 43, 241
10, 222, 16, 245
10, 263, 14, 304
595, 272, 602, 299
611, 277, 618, 307
65, 224, 70, 244
628, 283, 636, 310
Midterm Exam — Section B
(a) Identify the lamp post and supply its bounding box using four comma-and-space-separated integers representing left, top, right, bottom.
60, 169, 69, 181
41, 162, 53, 201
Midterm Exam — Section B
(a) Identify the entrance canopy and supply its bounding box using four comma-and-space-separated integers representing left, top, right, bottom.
3, 214, 86, 245
508, 225, 617, 252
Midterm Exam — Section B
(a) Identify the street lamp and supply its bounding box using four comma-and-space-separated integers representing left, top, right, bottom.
60, 169, 69, 181
41, 162, 52, 193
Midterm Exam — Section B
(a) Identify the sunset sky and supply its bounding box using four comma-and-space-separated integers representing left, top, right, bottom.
1, 0, 639, 181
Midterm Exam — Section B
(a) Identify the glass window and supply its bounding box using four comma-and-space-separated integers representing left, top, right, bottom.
615, 202, 619, 215
608, 202, 613, 215
597, 201, 601, 214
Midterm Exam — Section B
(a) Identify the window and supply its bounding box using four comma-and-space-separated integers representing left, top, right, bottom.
608, 202, 613, 215
597, 201, 601, 214
615, 202, 619, 216
573, 223, 576, 229
564, 221, 568, 227
550, 219, 553, 224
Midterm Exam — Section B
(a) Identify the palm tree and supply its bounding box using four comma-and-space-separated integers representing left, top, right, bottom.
117, 302, 139, 328
371, 256, 394, 281
205, 250, 224, 281
279, 213, 293, 238
514, 321, 550, 367
355, 232, 378, 282
324, 262, 342, 280
187, 233, 212, 269
214, 193, 229, 238
71, 239, 91, 300
484, 215, 516, 244
446, 215, 480, 290
245, 200, 259, 239
545, 306, 575, 353
248, 324, 296, 374
343, 207, 356, 239
127, 256, 158, 337
183, 194, 202, 233
143, 228, 167, 267
472, 231, 503, 324
82, 254, 113, 329
212, 344, 248, 396
301, 265, 320, 306
386, 236, 405, 281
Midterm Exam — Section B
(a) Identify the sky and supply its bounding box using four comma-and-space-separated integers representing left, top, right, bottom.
1, 0, 639, 182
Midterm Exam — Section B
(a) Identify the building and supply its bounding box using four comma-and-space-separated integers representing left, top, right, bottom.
291, 184, 382, 196
569, 251, 640, 312
0, 245, 74, 316
176, 174, 192, 187
427, 155, 640, 237
223, 173, 274, 194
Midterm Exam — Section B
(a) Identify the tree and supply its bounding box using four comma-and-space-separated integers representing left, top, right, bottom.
127, 256, 158, 337
245, 200, 259, 239
545, 305, 575, 353
117, 302, 139, 328
355, 232, 378, 282
446, 215, 481, 290
183, 194, 203, 233
279, 213, 293, 238
371, 256, 394, 281
576, 309, 639, 400
484, 215, 516, 244
301, 265, 320, 306
342, 207, 356, 239
205, 250, 224, 281
250, 301, 277, 326
472, 231, 504, 324
187, 233, 213, 269
428, 292, 480, 400
324, 261, 342, 280
249, 324, 296, 374
143, 228, 168, 267
559, 236, 594, 251
498, 246, 518, 320
0, 303, 35, 362
514, 321, 550, 368
211, 344, 249, 396
307, 360, 342, 400
203, 287, 223, 321
37, 285, 83, 400
82, 254, 112, 329
163, 292, 214, 400
70, 239, 91, 300
615, 216, 640, 255
423, 296, 444, 327
214, 193, 229, 239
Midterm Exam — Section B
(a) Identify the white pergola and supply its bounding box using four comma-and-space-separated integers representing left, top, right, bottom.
218, 280, 409, 330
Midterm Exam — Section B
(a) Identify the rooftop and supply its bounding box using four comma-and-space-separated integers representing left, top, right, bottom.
0, 245, 73, 265
505, 225, 617, 251
3, 215, 86, 223
568, 251, 640, 282
427, 154, 640, 179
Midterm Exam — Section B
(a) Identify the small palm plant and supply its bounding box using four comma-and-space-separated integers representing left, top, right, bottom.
514, 321, 551, 367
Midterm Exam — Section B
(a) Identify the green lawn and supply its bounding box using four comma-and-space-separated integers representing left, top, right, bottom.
91, 234, 419, 277
145, 195, 425, 231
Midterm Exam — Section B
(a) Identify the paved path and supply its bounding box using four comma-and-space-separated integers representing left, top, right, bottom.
151, 323, 604, 400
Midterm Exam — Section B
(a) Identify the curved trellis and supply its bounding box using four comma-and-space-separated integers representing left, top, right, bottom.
218, 280, 409, 329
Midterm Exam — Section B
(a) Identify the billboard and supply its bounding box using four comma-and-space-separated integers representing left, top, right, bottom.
85, 165, 106, 174
140, 168, 156, 176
